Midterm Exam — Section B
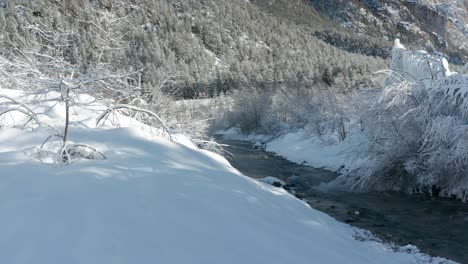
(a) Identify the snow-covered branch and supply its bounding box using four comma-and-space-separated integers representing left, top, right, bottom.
96, 104, 172, 141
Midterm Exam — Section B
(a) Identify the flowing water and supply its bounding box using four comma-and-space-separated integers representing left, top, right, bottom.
217, 138, 468, 263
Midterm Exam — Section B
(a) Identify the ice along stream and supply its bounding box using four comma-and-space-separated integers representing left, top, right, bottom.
217, 138, 468, 263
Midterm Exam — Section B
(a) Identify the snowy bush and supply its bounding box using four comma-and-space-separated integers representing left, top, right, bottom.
226, 88, 281, 134
336, 40, 468, 201
223, 84, 349, 142
0, 22, 172, 163
164, 96, 231, 139
275, 85, 348, 141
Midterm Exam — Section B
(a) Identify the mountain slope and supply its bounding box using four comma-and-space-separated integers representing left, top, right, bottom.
310, 0, 468, 64
0, 0, 465, 97
0, 0, 386, 97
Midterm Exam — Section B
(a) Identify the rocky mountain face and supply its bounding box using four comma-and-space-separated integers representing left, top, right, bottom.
310, 0, 468, 65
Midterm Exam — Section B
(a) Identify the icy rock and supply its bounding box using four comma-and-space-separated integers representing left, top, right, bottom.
259, 176, 286, 187
253, 141, 266, 149
399, 245, 420, 254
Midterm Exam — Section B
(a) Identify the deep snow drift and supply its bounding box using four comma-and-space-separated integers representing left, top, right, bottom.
0, 89, 454, 263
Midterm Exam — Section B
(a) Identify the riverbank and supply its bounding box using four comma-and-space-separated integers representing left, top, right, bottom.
215, 137, 468, 263
218, 127, 360, 171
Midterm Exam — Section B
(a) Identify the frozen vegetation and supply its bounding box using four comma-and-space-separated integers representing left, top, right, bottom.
221, 39, 468, 201
336, 40, 468, 200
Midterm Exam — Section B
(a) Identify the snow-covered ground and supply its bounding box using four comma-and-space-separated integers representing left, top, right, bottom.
0, 89, 455, 263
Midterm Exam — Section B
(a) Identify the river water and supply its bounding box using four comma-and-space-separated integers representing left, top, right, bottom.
217, 138, 468, 263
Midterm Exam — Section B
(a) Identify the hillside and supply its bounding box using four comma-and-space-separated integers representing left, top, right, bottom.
310, 0, 468, 65
0, 88, 454, 263
1, 0, 465, 98
0, 0, 387, 98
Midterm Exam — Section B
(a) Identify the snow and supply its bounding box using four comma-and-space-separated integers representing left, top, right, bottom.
385, 5, 400, 19
462, 62, 468, 75
218, 128, 363, 171
253, 140, 266, 148
266, 131, 358, 171
238, 32, 270, 50
203, 47, 224, 67
393, 38, 406, 50
218, 127, 273, 142
0, 88, 455, 263
259, 176, 286, 187
390, 39, 452, 89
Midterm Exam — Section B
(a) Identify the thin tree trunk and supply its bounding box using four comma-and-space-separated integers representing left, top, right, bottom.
62, 87, 70, 162
63, 87, 70, 145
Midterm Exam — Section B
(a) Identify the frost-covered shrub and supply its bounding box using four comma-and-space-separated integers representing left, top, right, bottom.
462, 63, 468, 75
274, 85, 349, 141
274, 86, 323, 129
336, 40, 468, 201
227, 88, 281, 134
164, 96, 231, 139
223, 84, 349, 140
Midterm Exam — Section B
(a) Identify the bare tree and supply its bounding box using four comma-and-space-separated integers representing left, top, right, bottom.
0, 21, 171, 163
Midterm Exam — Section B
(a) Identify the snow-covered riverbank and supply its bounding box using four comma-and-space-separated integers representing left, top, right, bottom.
219, 127, 361, 171
0, 89, 454, 263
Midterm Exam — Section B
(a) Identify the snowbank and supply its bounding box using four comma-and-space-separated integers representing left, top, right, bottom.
266, 131, 365, 171
217, 127, 274, 142
0, 89, 454, 263
218, 128, 362, 171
